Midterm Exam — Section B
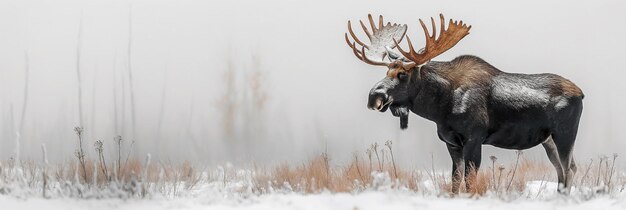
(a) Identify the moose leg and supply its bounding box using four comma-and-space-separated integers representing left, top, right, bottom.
553, 135, 575, 194
557, 140, 574, 194
462, 141, 482, 192
446, 144, 463, 194
542, 137, 565, 187
552, 100, 582, 194
552, 124, 581, 193
570, 157, 577, 174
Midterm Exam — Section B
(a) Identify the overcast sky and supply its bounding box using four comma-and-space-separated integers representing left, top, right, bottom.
1, 0, 625, 168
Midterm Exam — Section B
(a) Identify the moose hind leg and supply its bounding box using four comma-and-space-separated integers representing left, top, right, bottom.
542, 137, 565, 187
551, 99, 583, 194
570, 157, 578, 174
553, 135, 576, 194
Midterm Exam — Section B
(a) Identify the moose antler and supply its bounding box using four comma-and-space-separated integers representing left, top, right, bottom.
345, 14, 407, 67
394, 14, 471, 67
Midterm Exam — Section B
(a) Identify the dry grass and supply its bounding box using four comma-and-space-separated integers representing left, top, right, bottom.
251, 147, 624, 197
254, 143, 424, 193
466, 158, 552, 196
1, 139, 624, 199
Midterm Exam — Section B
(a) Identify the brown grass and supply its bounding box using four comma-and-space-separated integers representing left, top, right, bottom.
254, 152, 422, 193
2, 142, 624, 198
253, 150, 624, 196
39, 158, 200, 189
462, 158, 553, 196
254, 151, 423, 193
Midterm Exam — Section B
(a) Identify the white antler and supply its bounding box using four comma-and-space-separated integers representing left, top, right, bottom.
345, 14, 407, 66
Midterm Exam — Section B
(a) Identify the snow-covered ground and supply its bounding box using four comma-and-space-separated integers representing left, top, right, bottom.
2, 180, 626, 210
2, 190, 626, 210
2, 163, 625, 210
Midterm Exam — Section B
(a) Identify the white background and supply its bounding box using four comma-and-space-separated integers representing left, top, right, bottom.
0, 0, 624, 169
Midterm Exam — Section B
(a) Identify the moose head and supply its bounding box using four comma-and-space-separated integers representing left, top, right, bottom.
345, 14, 471, 129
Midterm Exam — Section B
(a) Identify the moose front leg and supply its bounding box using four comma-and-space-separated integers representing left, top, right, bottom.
462, 140, 482, 192
446, 144, 463, 194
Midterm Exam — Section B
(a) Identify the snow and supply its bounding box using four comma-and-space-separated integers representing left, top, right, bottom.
2, 163, 625, 210
2, 190, 626, 210
2, 179, 626, 210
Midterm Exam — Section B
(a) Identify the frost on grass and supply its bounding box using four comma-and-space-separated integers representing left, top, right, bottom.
0, 139, 625, 203
1, 156, 625, 201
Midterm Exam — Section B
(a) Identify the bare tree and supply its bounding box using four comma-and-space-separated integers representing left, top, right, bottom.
15, 51, 31, 164
127, 5, 137, 140
76, 13, 84, 128
156, 63, 168, 153
112, 54, 119, 135
90, 64, 98, 138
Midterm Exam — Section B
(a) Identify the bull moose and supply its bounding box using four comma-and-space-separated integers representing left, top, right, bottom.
344, 14, 584, 193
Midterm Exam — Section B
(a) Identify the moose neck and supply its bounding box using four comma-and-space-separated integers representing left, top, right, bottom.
408, 62, 454, 124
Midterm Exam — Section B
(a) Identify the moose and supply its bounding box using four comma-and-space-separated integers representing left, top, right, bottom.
345, 14, 584, 194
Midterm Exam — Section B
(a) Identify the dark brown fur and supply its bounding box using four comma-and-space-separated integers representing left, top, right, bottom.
441, 57, 499, 88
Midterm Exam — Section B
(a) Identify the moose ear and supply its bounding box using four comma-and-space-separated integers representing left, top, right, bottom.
405, 65, 421, 80
415, 66, 422, 80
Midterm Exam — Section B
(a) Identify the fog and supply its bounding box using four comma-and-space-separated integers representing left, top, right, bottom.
1, 0, 625, 169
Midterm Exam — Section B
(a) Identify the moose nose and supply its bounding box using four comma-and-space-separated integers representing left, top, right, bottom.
368, 79, 391, 111
367, 91, 387, 111
368, 98, 383, 110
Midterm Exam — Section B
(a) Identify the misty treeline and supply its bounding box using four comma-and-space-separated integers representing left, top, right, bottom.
0, 9, 279, 165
